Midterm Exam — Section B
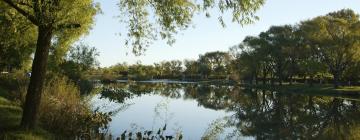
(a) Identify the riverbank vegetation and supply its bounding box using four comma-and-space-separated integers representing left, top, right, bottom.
0, 73, 111, 139
0, 42, 108, 138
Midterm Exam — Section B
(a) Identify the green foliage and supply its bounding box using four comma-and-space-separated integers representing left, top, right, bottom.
0, 96, 22, 130
158, 60, 183, 77
301, 9, 360, 87
128, 62, 156, 80
199, 51, 230, 76
1, 0, 100, 70
1, 0, 101, 129
0, 74, 110, 139
119, 0, 265, 55
39, 75, 110, 138
183, 59, 200, 76
0, 3, 36, 71
1, 127, 53, 140
59, 43, 99, 81
0, 71, 29, 102
229, 9, 360, 87
0, 91, 54, 140
49, 1, 101, 64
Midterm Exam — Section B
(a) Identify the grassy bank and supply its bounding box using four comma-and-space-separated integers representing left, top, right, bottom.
0, 73, 112, 140
0, 87, 53, 140
245, 83, 360, 97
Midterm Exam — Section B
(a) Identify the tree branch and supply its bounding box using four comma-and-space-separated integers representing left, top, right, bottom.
2, 0, 38, 25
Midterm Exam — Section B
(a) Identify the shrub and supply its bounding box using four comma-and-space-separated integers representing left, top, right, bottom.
39, 75, 111, 138
1, 72, 111, 138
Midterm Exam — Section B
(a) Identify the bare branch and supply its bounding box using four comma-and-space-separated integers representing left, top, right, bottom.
2, 0, 38, 25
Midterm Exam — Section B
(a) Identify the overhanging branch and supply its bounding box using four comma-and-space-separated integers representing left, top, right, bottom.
2, 0, 38, 25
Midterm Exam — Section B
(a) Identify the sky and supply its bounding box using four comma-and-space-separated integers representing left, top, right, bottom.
82, 0, 360, 67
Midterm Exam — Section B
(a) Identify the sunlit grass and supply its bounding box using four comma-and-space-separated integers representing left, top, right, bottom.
0, 95, 21, 129
247, 83, 360, 95
335, 86, 360, 91
1, 131, 49, 140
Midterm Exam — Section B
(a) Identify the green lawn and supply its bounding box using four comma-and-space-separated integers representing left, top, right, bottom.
0, 87, 53, 140
246, 83, 360, 96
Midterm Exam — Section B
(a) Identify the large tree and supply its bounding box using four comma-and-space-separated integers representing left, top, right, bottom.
260, 26, 293, 85
1, 0, 99, 129
199, 51, 231, 76
1, 0, 265, 129
231, 36, 262, 84
301, 9, 360, 88
184, 59, 200, 77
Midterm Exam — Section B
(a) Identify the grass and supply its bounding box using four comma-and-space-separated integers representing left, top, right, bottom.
246, 83, 360, 97
0, 87, 53, 140
335, 86, 360, 92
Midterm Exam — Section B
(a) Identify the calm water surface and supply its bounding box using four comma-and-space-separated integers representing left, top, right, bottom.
90, 83, 360, 139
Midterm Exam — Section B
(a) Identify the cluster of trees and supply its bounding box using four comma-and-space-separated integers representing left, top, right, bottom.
104, 9, 360, 89
102, 51, 231, 80
232, 9, 360, 88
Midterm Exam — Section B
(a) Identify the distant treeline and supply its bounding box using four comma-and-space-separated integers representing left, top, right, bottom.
98, 9, 360, 88
99, 50, 230, 81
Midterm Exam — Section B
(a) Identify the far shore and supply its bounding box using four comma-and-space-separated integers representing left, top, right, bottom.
96, 79, 360, 96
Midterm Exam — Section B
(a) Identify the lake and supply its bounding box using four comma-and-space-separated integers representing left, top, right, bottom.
90, 83, 360, 140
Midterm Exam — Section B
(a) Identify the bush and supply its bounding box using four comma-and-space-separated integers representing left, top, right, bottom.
39, 75, 111, 138
1, 72, 111, 138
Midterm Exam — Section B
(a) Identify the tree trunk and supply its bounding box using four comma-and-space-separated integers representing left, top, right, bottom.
21, 26, 53, 129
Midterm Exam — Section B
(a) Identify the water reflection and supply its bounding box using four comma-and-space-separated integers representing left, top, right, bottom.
92, 83, 360, 139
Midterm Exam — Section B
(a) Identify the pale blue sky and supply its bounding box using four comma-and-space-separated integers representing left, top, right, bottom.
82, 0, 360, 67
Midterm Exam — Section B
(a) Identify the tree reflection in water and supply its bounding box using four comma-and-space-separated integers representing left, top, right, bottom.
97, 83, 360, 140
